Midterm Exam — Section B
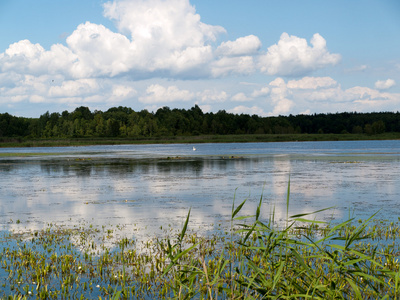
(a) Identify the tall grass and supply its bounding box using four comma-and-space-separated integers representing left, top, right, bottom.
161, 182, 400, 299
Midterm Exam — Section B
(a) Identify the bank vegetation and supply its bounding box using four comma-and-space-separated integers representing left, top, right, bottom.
1, 105, 400, 146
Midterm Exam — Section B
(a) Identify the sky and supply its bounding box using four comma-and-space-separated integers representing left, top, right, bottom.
0, 0, 399, 118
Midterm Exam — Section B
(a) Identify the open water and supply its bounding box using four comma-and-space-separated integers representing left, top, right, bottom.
1, 140, 400, 240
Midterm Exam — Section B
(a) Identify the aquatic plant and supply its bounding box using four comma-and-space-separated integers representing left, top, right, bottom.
0, 184, 399, 299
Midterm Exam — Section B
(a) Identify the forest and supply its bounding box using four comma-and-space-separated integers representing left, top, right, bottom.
0, 105, 399, 139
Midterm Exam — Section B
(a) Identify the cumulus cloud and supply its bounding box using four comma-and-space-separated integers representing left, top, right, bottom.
268, 78, 294, 115
346, 86, 400, 111
139, 84, 194, 104
211, 56, 256, 77
0, 71, 137, 111
276, 76, 344, 104
374, 79, 396, 90
29, 95, 46, 103
198, 104, 211, 113
49, 79, 100, 97
111, 85, 137, 100
0, 40, 77, 76
66, 22, 133, 77
259, 33, 341, 77
229, 105, 267, 116
262, 77, 400, 115
0, 0, 349, 115
300, 109, 311, 115
0, 0, 226, 80
216, 35, 261, 56
231, 92, 251, 102
0, 0, 341, 84
104, 0, 224, 48
251, 86, 270, 97
346, 86, 391, 101
287, 76, 338, 89
103, 0, 223, 75
197, 89, 228, 103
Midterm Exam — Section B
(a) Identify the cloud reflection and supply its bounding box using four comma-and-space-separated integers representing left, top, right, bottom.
1, 153, 400, 246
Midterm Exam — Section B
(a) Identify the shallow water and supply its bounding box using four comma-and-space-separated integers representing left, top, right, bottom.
1, 140, 400, 240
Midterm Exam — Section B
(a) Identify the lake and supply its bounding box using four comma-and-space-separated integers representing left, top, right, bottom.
1, 140, 400, 241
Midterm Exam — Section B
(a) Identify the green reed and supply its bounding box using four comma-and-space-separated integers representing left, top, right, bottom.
161, 181, 400, 299
1, 184, 400, 299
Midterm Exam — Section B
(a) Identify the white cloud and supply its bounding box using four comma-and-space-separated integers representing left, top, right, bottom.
268, 77, 294, 115
251, 86, 270, 97
49, 79, 100, 97
231, 92, 251, 102
346, 86, 391, 101
0, 0, 346, 115
259, 33, 341, 77
299, 109, 311, 115
8, 0, 399, 117
229, 105, 267, 116
211, 35, 263, 76
139, 84, 194, 104
287, 76, 338, 89
216, 35, 261, 56
305, 87, 345, 102
211, 56, 256, 77
263, 77, 400, 115
374, 79, 396, 90
269, 98, 294, 115
348, 87, 400, 110
104, 0, 224, 48
3, 2, 342, 82
4, 39, 44, 58
29, 95, 46, 103
0, 72, 137, 110
103, 0, 224, 75
66, 22, 133, 78
0, 0, 226, 80
0, 40, 80, 78
198, 104, 211, 113
111, 85, 137, 100
197, 89, 228, 103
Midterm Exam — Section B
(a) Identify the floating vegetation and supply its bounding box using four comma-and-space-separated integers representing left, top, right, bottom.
0, 152, 60, 157
1, 188, 400, 299
166, 156, 184, 160
74, 158, 92, 161
221, 155, 244, 159
330, 161, 362, 164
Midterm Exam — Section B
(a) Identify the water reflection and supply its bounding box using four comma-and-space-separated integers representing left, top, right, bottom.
1, 142, 400, 244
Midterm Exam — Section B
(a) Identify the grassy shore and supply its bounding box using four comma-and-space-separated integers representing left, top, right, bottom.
1, 132, 400, 148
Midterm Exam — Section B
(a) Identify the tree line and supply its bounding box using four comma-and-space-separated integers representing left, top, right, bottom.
1, 105, 399, 138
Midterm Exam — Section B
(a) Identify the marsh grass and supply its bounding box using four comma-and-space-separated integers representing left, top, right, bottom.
1, 185, 400, 299
0, 153, 60, 157
2, 132, 400, 148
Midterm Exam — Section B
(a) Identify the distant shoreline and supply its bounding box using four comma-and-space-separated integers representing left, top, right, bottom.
1, 132, 399, 148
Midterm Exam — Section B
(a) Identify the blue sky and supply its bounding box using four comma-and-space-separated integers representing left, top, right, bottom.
1, 0, 399, 117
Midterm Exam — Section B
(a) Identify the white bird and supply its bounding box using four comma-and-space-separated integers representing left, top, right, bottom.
193, 146, 196, 151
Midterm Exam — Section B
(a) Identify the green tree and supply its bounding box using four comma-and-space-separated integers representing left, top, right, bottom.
371, 120, 385, 134
106, 118, 120, 137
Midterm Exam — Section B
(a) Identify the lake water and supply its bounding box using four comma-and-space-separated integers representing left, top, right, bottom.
1, 140, 400, 241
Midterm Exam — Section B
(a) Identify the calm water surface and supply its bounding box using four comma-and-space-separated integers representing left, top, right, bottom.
1, 140, 400, 240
